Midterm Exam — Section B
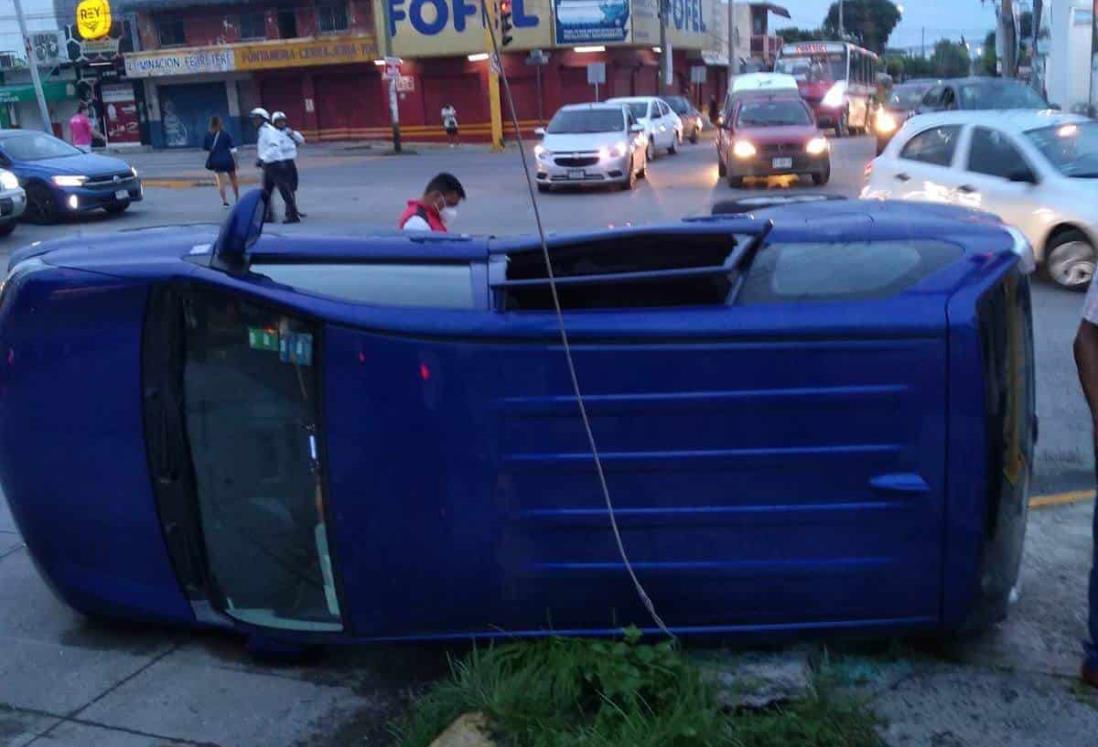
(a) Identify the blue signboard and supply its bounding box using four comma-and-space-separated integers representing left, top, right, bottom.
555, 0, 630, 44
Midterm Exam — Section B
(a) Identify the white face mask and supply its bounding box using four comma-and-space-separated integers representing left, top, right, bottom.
440, 206, 459, 225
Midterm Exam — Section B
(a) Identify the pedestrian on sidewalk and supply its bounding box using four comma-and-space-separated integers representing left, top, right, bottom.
251, 107, 300, 224
441, 104, 459, 147
399, 172, 465, 233
1074, 279, 1098, 688
708, 95, 720, 127
69, 102, 103, 154
272, 112, 306, 217
203, 115, 239, 207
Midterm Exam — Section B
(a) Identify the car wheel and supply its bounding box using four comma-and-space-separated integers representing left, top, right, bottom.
835, 109, 849, 138
1043, 229, 1096, 291
537, 183, 551, 193
646, 140, 656, 161
689, 127, 699, 144
727, 175, 743, 189
24, 182, 58, 224
717, 157, 727, 177
812, 160, 831, 186
621, 161, 637, 191
637, 154, 647, 179
668, 137, 678, 155
0, 222, 14, 238
104, 202, 129, 216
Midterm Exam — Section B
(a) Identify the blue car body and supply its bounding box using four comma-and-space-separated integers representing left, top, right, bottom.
0, 130, 142, 221
0, 199, 1035, 644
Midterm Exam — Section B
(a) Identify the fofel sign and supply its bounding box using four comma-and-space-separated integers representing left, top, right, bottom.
76, 0, 112, 40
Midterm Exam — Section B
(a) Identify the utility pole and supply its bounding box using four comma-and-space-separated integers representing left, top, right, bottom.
379, 0, 402, 153
13, 0, 52, 134
658, 0, 669, 94
838, 0, 844, 39
921, 26, 925, 58
726, 0, 735, 83
482, 0, 503, 151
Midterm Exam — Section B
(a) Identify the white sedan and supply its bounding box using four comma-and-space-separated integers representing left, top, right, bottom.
606, 96, 682, 158
862, 109, 1098, 290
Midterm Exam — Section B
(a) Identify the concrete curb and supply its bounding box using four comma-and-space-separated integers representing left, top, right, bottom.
143, 176, 262, 189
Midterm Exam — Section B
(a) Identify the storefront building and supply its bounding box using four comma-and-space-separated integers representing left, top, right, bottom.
119, 0, 729, 146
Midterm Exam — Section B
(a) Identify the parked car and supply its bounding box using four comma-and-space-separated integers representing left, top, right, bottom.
534, 103, 648, 191
915, 77, 1049, 115
606, 96, 681, 157
717, 92, 831, 187
874, 78, 940, 154
0, 191, 1034, 645
0, 168, 25, 237
0, 129, 142, 224
661, 95, 704, 143
863, 110, 1098, 290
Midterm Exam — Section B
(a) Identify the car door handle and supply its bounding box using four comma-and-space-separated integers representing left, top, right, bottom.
869, 473, 930, 496
895, 172, 911, 182
957, 184, 978, 194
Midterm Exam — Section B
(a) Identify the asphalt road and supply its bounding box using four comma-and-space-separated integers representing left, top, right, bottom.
1, 134, 1097, 746
4, 134, 1091, 493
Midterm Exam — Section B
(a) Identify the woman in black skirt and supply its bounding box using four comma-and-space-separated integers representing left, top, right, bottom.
203, 115, 239, 207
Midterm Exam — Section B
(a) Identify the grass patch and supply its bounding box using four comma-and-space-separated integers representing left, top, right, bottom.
389, 627, 882, 747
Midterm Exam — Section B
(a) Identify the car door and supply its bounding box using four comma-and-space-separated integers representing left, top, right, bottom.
958, 125, 1044, 240
883, 124, 966, 203
648, 101, 667, 148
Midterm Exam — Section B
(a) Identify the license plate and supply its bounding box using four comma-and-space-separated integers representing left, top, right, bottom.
567, 169, 585, 180
115, 189, 129, 200
772, 157, 793, 169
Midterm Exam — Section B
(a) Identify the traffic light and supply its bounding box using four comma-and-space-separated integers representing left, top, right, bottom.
500, 0, 513, 47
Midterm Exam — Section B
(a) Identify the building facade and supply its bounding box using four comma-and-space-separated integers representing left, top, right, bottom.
110, 0, 790, 146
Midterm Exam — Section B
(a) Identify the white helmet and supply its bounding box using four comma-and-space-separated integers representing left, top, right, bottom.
249, 107, 270, 120
271, 111, 287, 123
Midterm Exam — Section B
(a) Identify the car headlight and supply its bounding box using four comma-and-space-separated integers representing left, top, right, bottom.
0, 170, 17, 191
732, 140, 757, 159
821, 81, 846, 109
599, 141, 628, 160
51, 175, 87, 187
534, 145, 552, 160
875, 111, 899, 134
129, 166, 138, 178
805, 137, 829, 156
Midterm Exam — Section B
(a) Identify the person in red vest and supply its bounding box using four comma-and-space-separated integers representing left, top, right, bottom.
399, 172, 466, 233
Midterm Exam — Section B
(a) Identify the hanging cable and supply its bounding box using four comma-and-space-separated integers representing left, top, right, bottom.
480, 1, 674, 639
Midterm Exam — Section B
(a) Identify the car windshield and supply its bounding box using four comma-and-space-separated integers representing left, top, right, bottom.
960, 81, 1048, 109
1025, 121, 1098, 177
662, 96, 691, 115
618, 102, 648, 120
737, 99, 811, 127
889, 83, 933, 110
547, 109, 624, 134
775, 54, 845, 83
0, 133, 82, 161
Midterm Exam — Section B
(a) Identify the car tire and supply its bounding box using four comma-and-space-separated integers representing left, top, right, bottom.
0, 222, 14, 238
1042, 229, 1096, 291
621, 162, 637, 191
727, 175, 743, 189
537, 183, 551, 193
812, 161, 831, 186
646, 140, 656, 162
717, 158, 727, 177
835, 109, 849, 138
689, 128, 699, 144
668, 137, 678, 155
637, 156, 647, 179
24, 182, 58, 225
104, 203, 129, 215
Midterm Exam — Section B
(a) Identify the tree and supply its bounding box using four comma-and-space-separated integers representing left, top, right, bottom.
822, 0, 902, 53
774, 27, 831, 44
932, 39, 971, 78
981, 29, 997, 76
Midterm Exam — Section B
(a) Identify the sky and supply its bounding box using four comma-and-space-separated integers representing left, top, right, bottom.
772, 0, 1000, 53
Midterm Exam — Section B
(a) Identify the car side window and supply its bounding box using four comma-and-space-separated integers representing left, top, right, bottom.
899, 125, 963, 167
967, 126, 1034, 181
922, 86, 943, 110
251, 263, 476, 308
941, 87, 956, 110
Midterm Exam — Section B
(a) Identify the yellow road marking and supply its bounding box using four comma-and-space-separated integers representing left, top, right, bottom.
1030, 490, 1094, 509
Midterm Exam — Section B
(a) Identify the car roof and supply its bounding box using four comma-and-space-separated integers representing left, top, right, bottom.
731, 73, 798, 94
901, 109, 1084, 134
606, 96, 661, 103
557, 103, 627, 112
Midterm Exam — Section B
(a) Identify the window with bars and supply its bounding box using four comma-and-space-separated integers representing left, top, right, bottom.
316, 2, 349, 33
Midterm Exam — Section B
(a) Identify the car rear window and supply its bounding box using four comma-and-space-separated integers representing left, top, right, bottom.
736, 240, 963, 304
251, 263, 476, 308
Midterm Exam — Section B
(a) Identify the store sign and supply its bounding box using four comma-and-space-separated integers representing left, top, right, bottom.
124, 48, 235, 78
81, 37, 121, 57
236, 37, 378, 70
76, 0, 112, 40
101, 82, 140, 144
556, 0, 629, 43
0, 82, 75, 104
388, 0, 551, 56
631, 0, 712, 48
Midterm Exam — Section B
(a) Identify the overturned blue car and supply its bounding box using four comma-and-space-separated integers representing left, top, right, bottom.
0, 194, 1035, 645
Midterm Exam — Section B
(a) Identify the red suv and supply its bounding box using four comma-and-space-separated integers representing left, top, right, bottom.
716, 93, 831, 188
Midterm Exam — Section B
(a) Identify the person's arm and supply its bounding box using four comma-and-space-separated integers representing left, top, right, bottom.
1076, 321, 1098, 422
289, 129, 305, 145
203, 132, 212, 152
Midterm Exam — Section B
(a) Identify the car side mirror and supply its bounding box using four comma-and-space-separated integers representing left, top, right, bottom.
534, 127, 546, 137
1009, 169, 1037, 185
630, 124, 644, 133
212, 188, 269, 273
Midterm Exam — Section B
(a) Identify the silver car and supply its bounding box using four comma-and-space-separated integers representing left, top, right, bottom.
534, 104, 648, 192
0, 168, 25, 238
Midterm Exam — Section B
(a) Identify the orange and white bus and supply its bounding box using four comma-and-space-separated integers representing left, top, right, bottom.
774, 41, 879, 137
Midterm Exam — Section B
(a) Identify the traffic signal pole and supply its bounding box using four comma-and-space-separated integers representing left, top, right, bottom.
13, 0, 52, 133
482, 0, 508, 151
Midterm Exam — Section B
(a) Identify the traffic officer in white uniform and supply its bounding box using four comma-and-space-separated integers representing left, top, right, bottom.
250, 107, 300, 224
